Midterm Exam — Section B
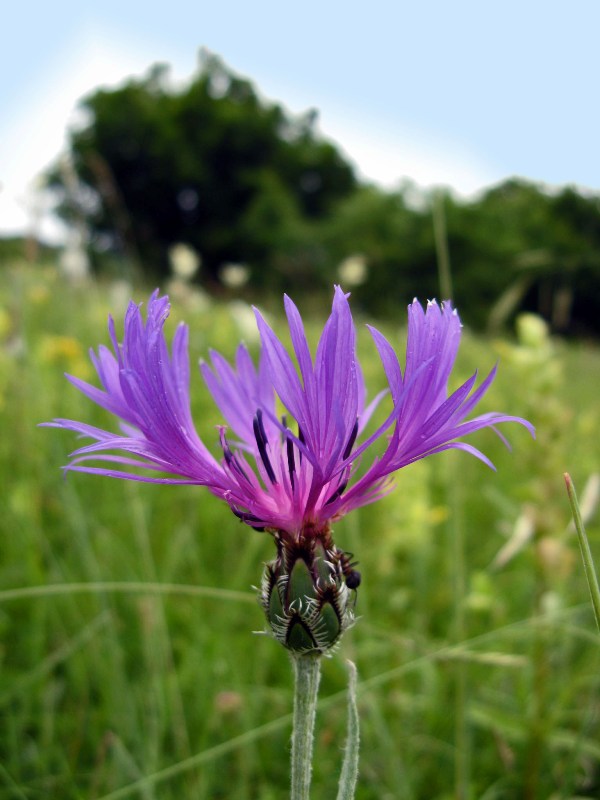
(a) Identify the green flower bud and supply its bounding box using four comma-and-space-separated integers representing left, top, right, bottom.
260, 529, 358, 654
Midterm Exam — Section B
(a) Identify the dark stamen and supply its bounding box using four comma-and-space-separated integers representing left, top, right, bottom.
253, 409, 277, 485
343, 418, 359, 460
221, 434, 250, 482
233, 455, 251, 482
324, 479, 348, 506
231, 506, 265, 531
286, 434, 296, 490
224, 446, 234, 467
255, 409, 271, 453
298, 426, 305, 463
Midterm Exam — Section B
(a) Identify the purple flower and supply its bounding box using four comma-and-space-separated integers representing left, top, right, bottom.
46, 287, 533, 539
45, 287, 533, 652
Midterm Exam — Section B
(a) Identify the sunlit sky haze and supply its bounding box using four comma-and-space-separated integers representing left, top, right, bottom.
2, 1, 599, 241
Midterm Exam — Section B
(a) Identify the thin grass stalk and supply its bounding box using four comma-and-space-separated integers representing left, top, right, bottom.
524, 593, 549, 800
432, 190, 454, 301
565, 472, 600, 632
0, 582, 255, 605
451, 466, 469, 800
336, 660, 360, 800
128, 486, 192, 758
525, 510, 552, 800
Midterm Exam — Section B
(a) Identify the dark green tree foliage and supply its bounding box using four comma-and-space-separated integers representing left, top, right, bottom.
319, 178, 600, 334
53, 54, 356, 285
319, 185, 438, 313
49, 52, 600, 335
441, 180, 558, 329
545, 188, 600, 333
443, 180, 600, 332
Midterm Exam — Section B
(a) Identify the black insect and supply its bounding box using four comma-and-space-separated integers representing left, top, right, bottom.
339, 550, 361, 589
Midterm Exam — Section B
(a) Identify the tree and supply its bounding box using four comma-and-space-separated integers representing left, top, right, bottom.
318, 184, 438, 314
48, 53, 600, 336
446, 179, 600, 333
49, 52, 357, 285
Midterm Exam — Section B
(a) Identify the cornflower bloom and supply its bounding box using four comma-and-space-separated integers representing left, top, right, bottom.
46, 287, 533, 653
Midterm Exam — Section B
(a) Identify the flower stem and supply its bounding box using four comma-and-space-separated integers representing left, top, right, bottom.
565, 472, 600, 632
291, 652, 321, 800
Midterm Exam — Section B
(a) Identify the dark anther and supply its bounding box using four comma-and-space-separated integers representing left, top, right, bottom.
223, 445, 234, 467
286, 435, 296, 489
281, 416, 295, 488
324, 479, 348, 506
222, 435, 250, 482
343, 417, 359, 460
253, 409, 277, 485
255, 408, 269, 444
231, 506, 265, 531
297, 425, 305, 464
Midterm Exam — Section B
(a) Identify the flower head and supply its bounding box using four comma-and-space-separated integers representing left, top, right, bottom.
45, 287, 533, 652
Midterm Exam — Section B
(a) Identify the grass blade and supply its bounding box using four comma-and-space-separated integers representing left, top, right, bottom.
564, 472, 600, 632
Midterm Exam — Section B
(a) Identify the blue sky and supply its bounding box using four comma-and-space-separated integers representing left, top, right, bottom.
2, 1, 599, 240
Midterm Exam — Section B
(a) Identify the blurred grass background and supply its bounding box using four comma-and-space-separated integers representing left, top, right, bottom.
1, 258, 600, 800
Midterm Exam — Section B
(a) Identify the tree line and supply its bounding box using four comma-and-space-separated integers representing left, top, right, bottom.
47, 51, 600, 335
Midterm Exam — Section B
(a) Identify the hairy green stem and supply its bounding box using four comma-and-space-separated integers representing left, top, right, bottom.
291, 653, 321, 800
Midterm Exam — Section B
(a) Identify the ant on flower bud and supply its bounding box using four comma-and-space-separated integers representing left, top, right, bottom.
339, 550, 361, 589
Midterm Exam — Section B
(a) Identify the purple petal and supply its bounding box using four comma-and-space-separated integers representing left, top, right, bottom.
253, 307, 308, 431
367, 324, 403, 404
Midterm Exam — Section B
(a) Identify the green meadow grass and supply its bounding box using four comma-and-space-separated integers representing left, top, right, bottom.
1, 262, 600, 799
